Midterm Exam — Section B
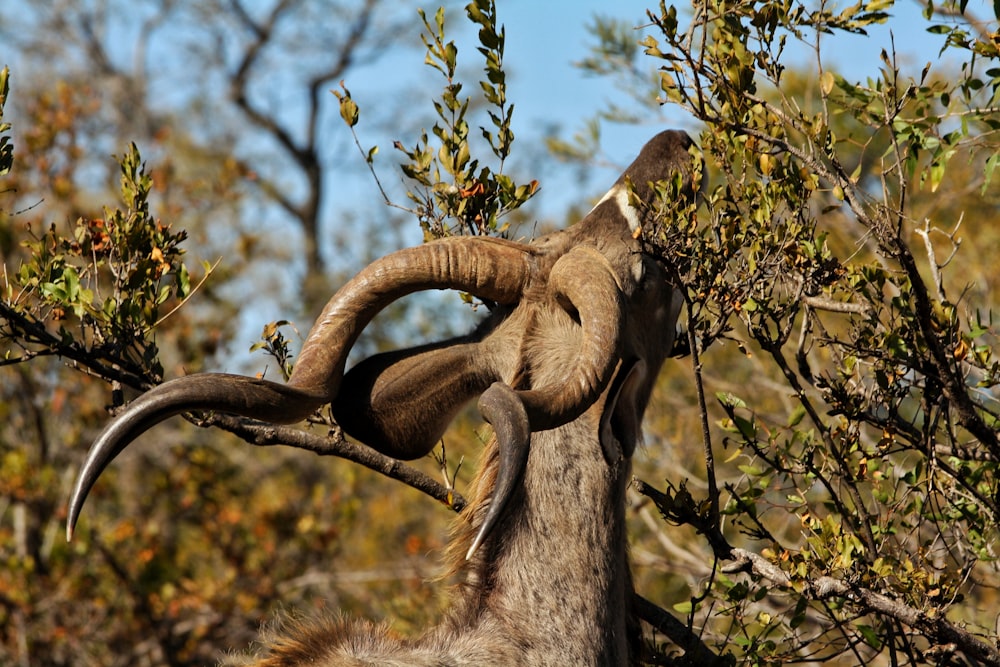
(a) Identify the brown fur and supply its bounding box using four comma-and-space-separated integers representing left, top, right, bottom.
234, 264, 682, 665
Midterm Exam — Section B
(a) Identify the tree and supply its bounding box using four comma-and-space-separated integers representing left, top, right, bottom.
0, 0, 439, 308
570, 1, 1000, 664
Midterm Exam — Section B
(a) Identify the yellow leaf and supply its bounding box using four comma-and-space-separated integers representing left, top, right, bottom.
759, 153, 774, 176
821, 70, 835, 96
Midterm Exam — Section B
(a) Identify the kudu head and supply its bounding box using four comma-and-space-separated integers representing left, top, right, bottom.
67, 129, 700, 573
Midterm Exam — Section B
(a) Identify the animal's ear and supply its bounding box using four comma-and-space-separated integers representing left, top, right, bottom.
599, 359, 648, 464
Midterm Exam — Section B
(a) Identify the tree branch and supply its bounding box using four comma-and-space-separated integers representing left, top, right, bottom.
0, 302, 154, 389
228, 0, 307, 170
633, 594, 732, 666
202, 413, 468, 513
723, 548, 1000, 667
305, 0, 378, 150
801, 294, 870, 315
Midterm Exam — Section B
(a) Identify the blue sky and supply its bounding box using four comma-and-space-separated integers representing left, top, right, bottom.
446, 0, 949, 219
341, 0, 953, 226
316, 0, 960, 336
272, 0, 962, 341
0, 0, 956, 230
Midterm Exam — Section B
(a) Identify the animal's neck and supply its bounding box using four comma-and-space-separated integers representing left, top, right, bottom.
225, 422, 636, 667
444, 415, 634, 664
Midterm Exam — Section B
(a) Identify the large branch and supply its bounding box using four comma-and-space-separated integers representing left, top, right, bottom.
633, 594, 731, 666
723, 548, 1000, 667
202, 412, 468, 512
226, 0, 382, 274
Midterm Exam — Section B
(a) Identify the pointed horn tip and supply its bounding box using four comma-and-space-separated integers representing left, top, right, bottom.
66, 497, 82, 542
465, 529, 487, 561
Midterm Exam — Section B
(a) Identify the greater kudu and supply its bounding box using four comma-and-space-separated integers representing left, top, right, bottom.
67, 129, 700, 666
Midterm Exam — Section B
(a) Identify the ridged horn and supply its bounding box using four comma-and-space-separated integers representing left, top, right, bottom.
516, 245, 625, 430
465, 248, 628, 559
290, 236, 535, 395
332, 339, 494, 460
67, 236, 536, 540
468, 381, 531, 560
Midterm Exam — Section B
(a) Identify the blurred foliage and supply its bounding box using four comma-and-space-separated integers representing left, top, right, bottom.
0, 67, 11, 179
4, 142, 197, 384
0, 2, 495, 665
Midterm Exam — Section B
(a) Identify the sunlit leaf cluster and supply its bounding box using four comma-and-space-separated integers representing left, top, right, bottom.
336, 0, 538, 240
2, 143, 201, 385
2, 0, 999, 664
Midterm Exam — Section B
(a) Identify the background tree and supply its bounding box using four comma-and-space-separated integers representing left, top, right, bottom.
0, 1, 470, 664
2, 1, 1000, 666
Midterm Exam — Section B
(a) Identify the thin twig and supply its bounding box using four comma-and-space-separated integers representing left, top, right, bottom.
152, 257, 221, 328
204, 413, 468, 513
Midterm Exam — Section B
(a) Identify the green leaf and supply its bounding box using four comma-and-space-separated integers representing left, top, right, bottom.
820, 70, 835, 95
176, 263, 191, 298
337, 91, 359, 127
716, 392, 747, 409
672, 600, 693, 614
787, 403, 807, 427
857, 623, 882, 649
984, 152, 1000, 193
733, 414, 756, 441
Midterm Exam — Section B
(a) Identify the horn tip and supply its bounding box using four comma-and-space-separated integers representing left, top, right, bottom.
465, 533, 484, 561
66, 492, 83, 542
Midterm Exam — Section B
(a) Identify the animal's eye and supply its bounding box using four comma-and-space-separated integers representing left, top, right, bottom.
637, 257, 660, 292
631, 257, 647, 288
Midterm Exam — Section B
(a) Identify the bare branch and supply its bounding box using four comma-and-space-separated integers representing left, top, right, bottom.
801, 294, 870, 315
228, 0, 305, 169
204, 412, 468, 513
305, 0, 378, 150
634, 594, 730, 666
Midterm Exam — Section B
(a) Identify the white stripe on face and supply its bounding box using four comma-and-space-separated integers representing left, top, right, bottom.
592, 184, 641, 233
